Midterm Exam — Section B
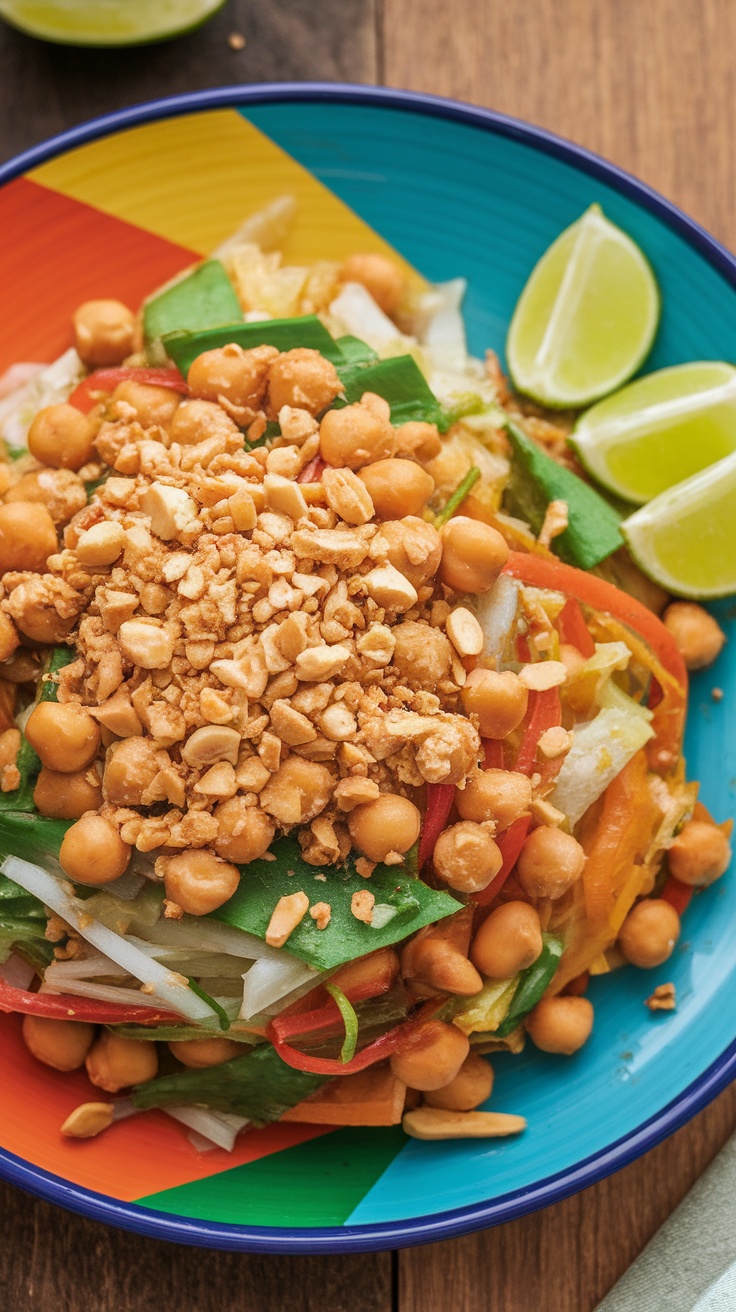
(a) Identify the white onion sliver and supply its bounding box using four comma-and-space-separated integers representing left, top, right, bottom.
44, 953, 127, 982
137, 914, 287, 963
474, 575, 520, 669
1, 952, 35, 990
329, 282, 410, 353
421, 278, 468, 372
240, 955, 317, 1021
39, 978, 170, 1010
165, 1106, 249, 1152
1, 856, 215, 1024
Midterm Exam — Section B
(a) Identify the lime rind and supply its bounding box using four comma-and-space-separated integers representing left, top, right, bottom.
571, 361, 736, 504
623, 449, 736, 598
506, 204, 660, 409
0, 0, 226, 46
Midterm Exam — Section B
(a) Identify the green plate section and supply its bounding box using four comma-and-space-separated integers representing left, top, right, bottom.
136, 1126, 407, 1227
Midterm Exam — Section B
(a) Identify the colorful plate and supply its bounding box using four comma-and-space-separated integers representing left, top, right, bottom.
0, 86, 734, 1253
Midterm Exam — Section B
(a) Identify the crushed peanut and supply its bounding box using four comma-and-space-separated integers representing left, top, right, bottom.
646, 982, 677, 1012
309, 901, 332, 930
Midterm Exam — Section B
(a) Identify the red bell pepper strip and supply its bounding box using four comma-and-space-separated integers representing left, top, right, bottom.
503, 553, 687, 690
270, 974, 393, 1045
660, 874, 694, 916
483, 739, 505, 770
473, 814, 532, 907
297, 455, 326, 484
0, 977, 181, 1025
557, 597, 595, 658
418, 783, 455, 870
68, 367, 189, 414
514, 687, 562, 776
269, 1002, 440, 1076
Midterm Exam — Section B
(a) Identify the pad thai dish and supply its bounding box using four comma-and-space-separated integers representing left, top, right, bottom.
0, 210, 730, 1150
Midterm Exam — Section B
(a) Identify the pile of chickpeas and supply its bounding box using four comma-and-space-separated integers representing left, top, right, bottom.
6, 262, 733, 1119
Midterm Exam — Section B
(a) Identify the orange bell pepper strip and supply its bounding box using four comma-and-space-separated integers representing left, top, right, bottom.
281, 1065, 407, 1126
503, 552, 687, 768
581, 750, 661, 923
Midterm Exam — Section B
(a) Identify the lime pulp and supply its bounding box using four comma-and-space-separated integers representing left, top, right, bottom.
0, 0, 225, 45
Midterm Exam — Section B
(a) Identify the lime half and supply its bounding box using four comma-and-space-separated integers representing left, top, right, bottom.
572, 361, 736, 504
507, 204, 659, 409
0, 0, 225, 45
623, 450, 736, 598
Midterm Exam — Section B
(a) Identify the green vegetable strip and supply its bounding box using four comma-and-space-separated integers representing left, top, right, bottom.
185, 978, 231, 1031
144, 260, 242, 345
503, 419, 624, 570
163, 314, 345, 373
337, 354, 446, 428
494, 934, 564, 1038
324, 982, 359, 1064
0, 812, 72, 864
0, 646, 76, 814
334, 335, 378, 367
132, 1042, 327, 1122
434, 466, 481, 528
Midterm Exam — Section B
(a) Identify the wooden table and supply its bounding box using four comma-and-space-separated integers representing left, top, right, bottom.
1, 2, 735, 1307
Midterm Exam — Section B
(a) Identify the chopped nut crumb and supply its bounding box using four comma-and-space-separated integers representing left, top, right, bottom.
266, 891, 310, 947
309, 901, 331, 929
351, 889, 375, 922
646, 983, 676, 1011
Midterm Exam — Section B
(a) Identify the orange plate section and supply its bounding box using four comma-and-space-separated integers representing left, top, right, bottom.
0, 177, 197, 374
0, 1015, 330, 1202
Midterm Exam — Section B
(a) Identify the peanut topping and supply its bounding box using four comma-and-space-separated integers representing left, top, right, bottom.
266, 891, 310, 947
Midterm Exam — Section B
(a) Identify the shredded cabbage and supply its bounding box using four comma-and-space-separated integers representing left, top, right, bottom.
550, 705, 655, 826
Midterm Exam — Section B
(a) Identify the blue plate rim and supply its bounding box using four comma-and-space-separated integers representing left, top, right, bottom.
0, 81, 734, 1253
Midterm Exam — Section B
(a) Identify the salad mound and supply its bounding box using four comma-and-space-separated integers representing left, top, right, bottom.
0, 214, 730, 1150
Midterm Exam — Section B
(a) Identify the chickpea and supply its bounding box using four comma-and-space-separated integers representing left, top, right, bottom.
349, 793, 421, 862
380, 516, 443, 588
359, 458, 435, 520
102, 737, 163, 806
111, 379, 180, 429
526, 996, 594, 1055
267, 348, 342, 416
341, 252, 405, 315
27, 403, 94, 471
6, 577, 79, 645
0, 611, 19, 662
618, 899, 681, 968
168, 1037, 242, 1068
394, 421, 443, 464
22, 1015, 95, 1072
168, 398, 239, 446
517, 826, 586, 900
0, 726, 20, 770
85, 1031, 158, 1092
319, 394, 396, 470
456, 769, 532, 829
5, 467, 87, 525
187, 343, 276, 409
425, 1052, 494, 1111
73, 299, 136, 367
668, 819, 732, 887
392, 620, 453, 690
0, 501, 57, 573
260, 756, 334, 826
213, 796, 275, 864
471, 901, 543, 978
390, 1019, 469, 1091
161, 849, 240, 916
34, 766, 103, 819
663, 601, 726, 670
59, 814, 131, 886
439, 516, 510, 595
404, 936, 483, 996
461, 668, 528, 739
25, 702, 100, 773
433, 821, 503, 894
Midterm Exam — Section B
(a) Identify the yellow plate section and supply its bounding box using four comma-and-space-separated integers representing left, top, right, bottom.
29, 108, 419, 278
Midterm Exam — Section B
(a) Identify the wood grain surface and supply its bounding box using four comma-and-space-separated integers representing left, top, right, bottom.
1, 2, 735, 1309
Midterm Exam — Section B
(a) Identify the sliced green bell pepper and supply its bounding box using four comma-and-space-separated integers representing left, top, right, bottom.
494, 933, 564, 1038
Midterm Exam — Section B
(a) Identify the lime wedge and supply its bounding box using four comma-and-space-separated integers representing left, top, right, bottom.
623, 450, 736, 598
506, 204, 659, 409
571, 361, 736, 504
0, 0, 225, 45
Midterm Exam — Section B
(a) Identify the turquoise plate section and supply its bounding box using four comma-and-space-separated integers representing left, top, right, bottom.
0, 86, 734, 1252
